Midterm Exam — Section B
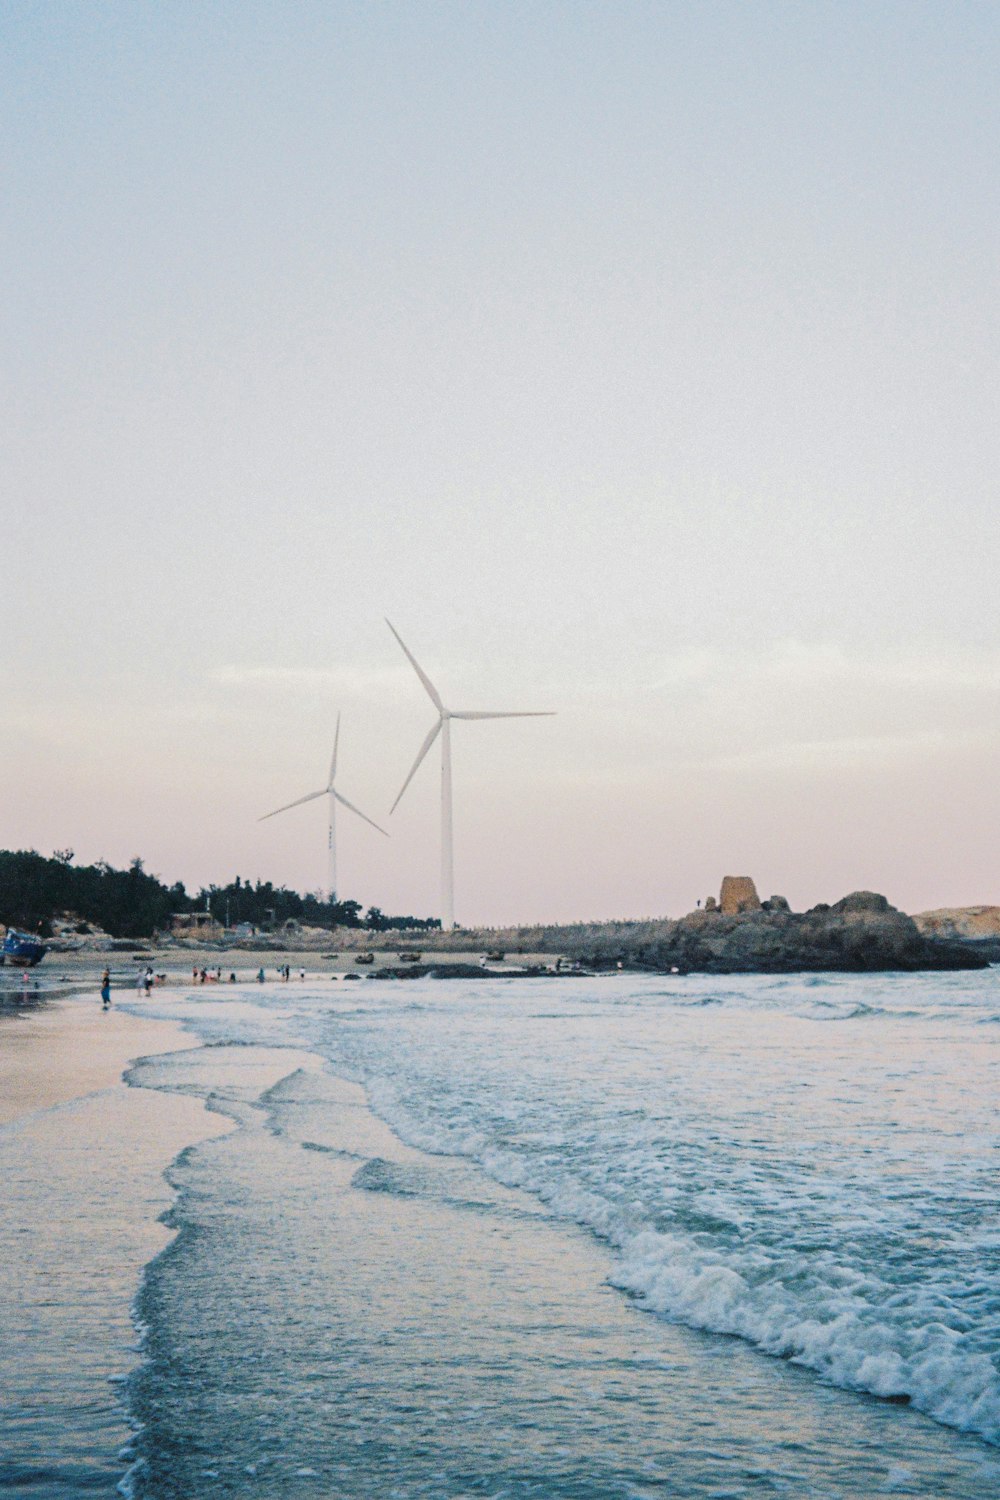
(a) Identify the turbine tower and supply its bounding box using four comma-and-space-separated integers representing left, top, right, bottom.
386, 619, 554, 930
259, 713, 387, 901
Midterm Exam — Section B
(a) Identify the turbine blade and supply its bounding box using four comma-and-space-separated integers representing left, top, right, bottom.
390, 718, 442, 814
329, 711, 341, 786
257, 788, 328, 822
385, 618, 444, 711
449, 711, 556, 720
334, 790, 389, 836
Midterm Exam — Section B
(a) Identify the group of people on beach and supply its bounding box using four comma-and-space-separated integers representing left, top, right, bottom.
100, 962, 310, 1007
193, 965, 226, 984
100, 965, 158, 1008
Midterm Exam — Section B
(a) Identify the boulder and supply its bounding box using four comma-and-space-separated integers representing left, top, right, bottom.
831, 891, 891, 915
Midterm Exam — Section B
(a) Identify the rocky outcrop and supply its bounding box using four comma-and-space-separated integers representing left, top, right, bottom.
45, 917, 116, 953
912, 906, 1000, 962
568, 889, 986, 975
376, 962, 547, 981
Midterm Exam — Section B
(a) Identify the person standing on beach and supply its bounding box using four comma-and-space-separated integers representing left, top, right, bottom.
100, 970, 111, 1009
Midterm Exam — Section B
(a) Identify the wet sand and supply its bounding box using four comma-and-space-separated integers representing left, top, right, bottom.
0, 993, 230, 1493
0, 994, 205, 1125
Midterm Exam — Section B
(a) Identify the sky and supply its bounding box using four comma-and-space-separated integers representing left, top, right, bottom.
3, 1, 999, 925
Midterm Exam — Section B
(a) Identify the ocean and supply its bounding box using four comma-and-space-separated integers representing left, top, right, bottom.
2, 969, 999, 1497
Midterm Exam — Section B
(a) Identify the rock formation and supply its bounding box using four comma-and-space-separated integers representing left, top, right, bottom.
566, 887, 985, 974
911, 906, 1000, 961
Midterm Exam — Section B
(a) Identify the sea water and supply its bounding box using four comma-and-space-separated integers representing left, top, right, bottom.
2, 971, 999, 1497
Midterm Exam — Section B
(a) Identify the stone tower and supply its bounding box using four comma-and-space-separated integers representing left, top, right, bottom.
719, 876, 761, 916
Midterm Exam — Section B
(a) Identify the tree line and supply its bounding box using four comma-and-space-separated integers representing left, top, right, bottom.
0, 849, 440, 939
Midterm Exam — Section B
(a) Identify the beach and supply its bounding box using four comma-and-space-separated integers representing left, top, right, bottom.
0, 995, 197, 1124
2, 970, 999, 1498
0, 996, 232, 1494
0, 991, 321, 1495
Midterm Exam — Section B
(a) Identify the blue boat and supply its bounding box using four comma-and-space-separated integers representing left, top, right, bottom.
2, 929, 47, 967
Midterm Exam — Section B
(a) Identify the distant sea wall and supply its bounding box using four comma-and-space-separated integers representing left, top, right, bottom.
326, 918, 671, 956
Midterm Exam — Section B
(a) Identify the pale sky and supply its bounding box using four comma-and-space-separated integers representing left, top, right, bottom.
3, 2, 999, 925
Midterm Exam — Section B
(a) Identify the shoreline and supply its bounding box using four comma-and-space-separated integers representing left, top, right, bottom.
5, 925, 990, 997
16, 885, 992, 983
4, 979, 999, 1495
0, 993, 234, 1494
0, 991, 209, 1126
117, 977, 1000, 1496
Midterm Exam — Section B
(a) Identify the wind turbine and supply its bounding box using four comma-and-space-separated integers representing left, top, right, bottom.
259, 713, 387, 901
386, 619, 554, 930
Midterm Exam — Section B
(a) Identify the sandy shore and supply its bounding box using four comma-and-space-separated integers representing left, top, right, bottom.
0, 991, 235, 1491
0, 991, 208, 1125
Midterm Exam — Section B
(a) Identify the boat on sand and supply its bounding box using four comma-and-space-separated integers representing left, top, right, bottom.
1, 929, 47, 967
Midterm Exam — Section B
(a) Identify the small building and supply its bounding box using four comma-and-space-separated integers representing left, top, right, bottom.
171, 912, 224, 941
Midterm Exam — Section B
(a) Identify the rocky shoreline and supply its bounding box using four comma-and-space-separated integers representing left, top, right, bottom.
564, 888, 986, 975
13, 880, 992, 980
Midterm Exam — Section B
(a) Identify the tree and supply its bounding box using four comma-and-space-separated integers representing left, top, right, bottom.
0, 849, 435, 940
